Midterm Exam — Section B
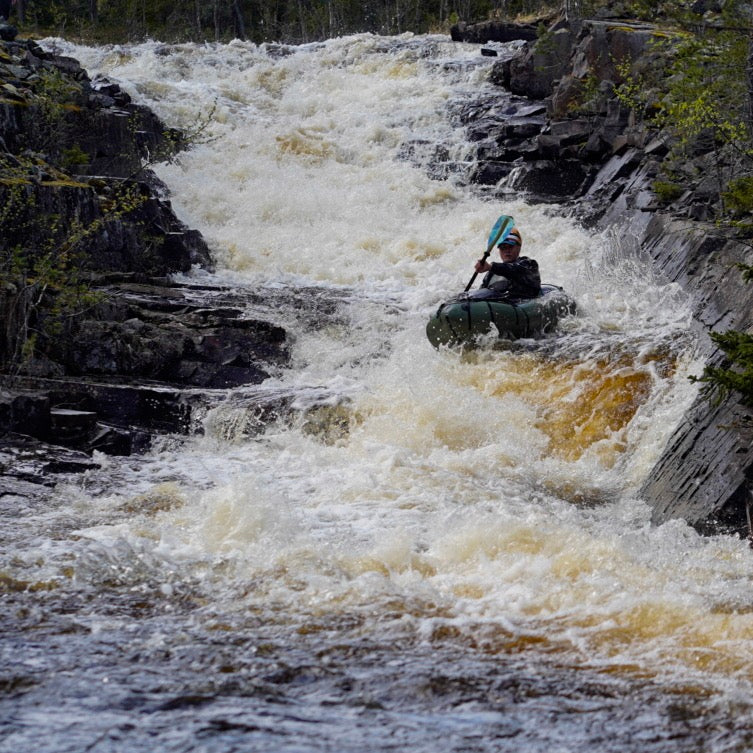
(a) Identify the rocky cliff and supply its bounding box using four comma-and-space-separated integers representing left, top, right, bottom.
0, 29, 296, 484
452, 12, 753, 536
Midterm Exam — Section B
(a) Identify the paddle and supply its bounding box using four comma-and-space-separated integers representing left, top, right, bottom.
464, 214, 515, 292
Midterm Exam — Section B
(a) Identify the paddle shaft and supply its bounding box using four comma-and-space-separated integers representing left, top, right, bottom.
464, 249, 492, 292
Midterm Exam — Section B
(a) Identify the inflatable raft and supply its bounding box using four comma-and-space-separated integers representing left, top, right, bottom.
426, 284, 576, 348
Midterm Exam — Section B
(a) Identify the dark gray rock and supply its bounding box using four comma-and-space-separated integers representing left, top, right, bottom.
607, 213, 753, 536
492, 27, 575, 100
447, 14, 753, 537
451, 21, 539, 44
0, 22, 16, 41
0, 434, 99, 487
642, 393, 753, 537
0, 389, 50, 438
42, 279, 291, 387
512, 158, 598, 201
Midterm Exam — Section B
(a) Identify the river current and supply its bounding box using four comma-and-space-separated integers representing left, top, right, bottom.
3, 33, 753, 753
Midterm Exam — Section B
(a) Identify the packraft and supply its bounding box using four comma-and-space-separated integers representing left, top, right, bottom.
426, 284, 576, 348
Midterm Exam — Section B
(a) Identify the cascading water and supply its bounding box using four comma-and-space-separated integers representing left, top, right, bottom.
4, 33, 753, 753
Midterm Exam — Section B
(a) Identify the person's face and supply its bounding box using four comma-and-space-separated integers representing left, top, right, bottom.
498, 240, 520, 262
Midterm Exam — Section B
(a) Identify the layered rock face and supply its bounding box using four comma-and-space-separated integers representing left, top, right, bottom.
453, 15, 753, 536
0, 32, 294, 473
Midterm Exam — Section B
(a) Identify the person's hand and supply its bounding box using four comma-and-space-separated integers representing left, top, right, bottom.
474, 260, 490, 273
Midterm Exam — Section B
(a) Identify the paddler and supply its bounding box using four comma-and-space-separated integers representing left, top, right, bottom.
473, 227, 541, 299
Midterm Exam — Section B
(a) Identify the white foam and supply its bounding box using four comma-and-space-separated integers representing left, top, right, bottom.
36, 34, 752, 693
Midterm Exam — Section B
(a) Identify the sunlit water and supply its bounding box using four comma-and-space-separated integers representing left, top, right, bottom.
3, 33, 753, 753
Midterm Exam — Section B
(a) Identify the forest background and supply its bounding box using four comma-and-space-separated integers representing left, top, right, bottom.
2, 0, 690, 44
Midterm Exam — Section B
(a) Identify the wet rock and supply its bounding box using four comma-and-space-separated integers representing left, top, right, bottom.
0, 433, 100, 491
492, 26, 575, 100
16, 377, 198, 438
643, 392, 753, 537
627, 216, 753, 535
512, 159, 598, 201
0, 279, 356, 463
91, 75, 132, 106
0, 389, 50, 438
0, 23, 16, 42
53, 279, 291, 386
463, 19, 671, 207
49, 409, 98, 444
450, 21, 540, 44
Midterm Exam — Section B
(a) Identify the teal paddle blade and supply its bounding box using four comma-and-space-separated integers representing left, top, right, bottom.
487, 215, 514, 251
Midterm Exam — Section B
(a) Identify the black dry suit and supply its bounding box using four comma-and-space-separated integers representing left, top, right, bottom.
481, 256, 541, 300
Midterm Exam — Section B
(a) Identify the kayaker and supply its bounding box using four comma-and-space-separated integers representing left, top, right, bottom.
473, 227, 541, 299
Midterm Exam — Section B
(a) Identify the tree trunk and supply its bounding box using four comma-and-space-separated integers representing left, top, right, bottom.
297, 0, 306, 42
232, 0, 245, 39
748, 21, 753, 138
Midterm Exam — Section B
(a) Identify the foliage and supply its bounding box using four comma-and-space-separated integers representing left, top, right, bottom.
694, 328, 753, 407
61, 144, 90, 168
613, 1, 753, 218
691, 262, 753, 406
652, 179, 684, 204
740, 263, 753, 284
722, 176, 753, 217
144, 102, 218, 170
14, 0, 564, 43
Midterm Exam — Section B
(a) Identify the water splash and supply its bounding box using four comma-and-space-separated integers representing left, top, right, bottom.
6, 32, 749, 753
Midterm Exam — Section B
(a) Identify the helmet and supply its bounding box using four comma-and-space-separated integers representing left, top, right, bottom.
499, 227, 522, 247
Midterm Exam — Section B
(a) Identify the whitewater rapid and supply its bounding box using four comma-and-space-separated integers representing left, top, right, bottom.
5, 32, 753, 753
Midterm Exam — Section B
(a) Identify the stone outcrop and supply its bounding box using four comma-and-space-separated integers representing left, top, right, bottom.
450, 20, 540, 44
455, 19, 667, 205
0, 32, 298, 477
0, 277, 295, 459
636, 217, 753, 536
453, 14, 753, 536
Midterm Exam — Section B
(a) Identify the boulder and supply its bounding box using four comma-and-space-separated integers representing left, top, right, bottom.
0, 389, 50, 437
0, 23, 16, 41
493, 27, 575, 100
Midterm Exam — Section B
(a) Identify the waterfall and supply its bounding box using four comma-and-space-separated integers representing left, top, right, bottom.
5, 33, 753, 753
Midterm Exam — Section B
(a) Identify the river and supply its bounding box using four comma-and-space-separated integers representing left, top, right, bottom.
3, 32, 753, 753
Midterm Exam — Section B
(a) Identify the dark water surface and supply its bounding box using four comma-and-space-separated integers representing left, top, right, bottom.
4, 596, 752, 753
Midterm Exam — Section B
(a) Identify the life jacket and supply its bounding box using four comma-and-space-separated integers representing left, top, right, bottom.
482, 256, 541, 300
